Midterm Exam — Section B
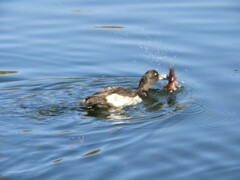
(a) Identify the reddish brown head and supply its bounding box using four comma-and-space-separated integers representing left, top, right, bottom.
164, 66, 178, 91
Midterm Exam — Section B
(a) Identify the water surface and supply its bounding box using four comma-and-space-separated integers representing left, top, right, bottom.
1, 0, 240, 179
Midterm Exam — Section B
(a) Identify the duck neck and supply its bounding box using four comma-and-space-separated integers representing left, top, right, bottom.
137, 77, 151, 98
137, 86, 149, 92
138, 78, 151, 92
136, 89, 148, 98
137, 85, 149, 98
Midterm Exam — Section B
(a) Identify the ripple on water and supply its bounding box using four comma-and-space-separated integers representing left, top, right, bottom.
0, 77, 230, 180
0, 78, 201, 121
0, 77, 206, 129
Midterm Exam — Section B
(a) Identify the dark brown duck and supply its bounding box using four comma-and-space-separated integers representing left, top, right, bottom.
80, 70, 165, 108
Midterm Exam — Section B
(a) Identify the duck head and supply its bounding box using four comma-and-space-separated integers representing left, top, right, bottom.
164, 66, 178, 91
138, 70, 160, 92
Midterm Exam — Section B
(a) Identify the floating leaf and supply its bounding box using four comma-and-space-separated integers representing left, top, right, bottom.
81, 149, 101, 157
0, 71, 18, 75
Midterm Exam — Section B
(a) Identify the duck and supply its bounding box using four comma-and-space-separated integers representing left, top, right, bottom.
164, 66, 178, 91
80, 70, 167, 109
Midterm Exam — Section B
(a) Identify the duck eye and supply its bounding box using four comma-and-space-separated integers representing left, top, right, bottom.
154, 73, 158, 76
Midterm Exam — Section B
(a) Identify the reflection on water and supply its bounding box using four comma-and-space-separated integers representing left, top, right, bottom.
71, 9, 93, 13
82, 90, 186, 121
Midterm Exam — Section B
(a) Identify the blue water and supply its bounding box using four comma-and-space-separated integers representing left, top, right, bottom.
1, 0, 240, 179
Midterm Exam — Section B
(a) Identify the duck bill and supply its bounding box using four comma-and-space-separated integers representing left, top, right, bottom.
158, 74, 168, 80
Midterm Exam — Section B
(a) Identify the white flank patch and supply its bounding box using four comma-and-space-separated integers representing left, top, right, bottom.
106, 94, 142, 107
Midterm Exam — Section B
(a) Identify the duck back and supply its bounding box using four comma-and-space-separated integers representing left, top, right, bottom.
80, 86, 141, 108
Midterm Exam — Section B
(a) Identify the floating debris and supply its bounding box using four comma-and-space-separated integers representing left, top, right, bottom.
81, 149, 101, 157
59, 130, 72, 133
18, 130, 32, 132
95, 26, 125, 28
52, 158, 63, 163
0, 71, 18, 75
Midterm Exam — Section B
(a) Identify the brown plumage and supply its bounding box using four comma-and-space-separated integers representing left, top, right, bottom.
164, 66, 178, 91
